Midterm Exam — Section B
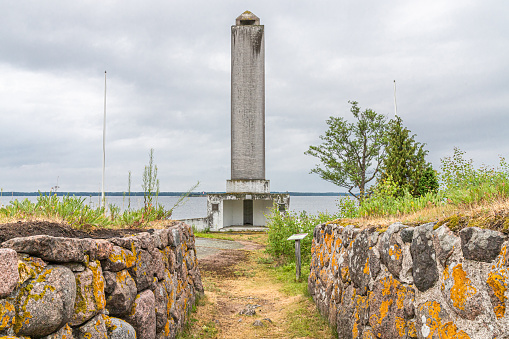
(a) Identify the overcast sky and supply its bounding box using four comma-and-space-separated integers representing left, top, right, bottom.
1, 0, 508, 193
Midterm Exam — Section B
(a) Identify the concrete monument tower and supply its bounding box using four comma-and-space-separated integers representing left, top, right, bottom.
193, 11, 289, 231
230, 11, 265, 184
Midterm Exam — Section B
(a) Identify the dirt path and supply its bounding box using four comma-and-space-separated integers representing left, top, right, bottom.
183, 236, 334, 339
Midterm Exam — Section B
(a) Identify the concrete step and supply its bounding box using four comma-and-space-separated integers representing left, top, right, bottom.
218, 225, 269, 232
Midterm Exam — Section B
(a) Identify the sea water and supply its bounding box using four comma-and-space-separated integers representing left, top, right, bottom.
1, 194, 344, 220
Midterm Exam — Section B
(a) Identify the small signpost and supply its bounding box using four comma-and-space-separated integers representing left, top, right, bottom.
287, 233, 308, 280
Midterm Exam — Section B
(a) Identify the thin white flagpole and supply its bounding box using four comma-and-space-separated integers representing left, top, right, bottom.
101, 71, 107, 209
393, 80, 398, 117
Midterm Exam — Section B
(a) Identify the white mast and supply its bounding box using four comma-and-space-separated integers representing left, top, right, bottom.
393, 80, 398, 117
101, 71, 107, 209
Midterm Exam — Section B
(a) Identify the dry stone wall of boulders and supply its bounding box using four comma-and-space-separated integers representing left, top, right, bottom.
0, 221, 203, 339
308, 221, 509, 339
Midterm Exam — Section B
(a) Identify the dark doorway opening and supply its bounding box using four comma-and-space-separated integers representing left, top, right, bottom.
243, 200, 253, 225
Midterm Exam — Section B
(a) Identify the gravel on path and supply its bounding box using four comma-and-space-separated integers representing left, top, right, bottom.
195, 237, 245, 259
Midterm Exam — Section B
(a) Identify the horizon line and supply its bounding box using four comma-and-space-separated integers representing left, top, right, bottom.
0, 191, 350, 197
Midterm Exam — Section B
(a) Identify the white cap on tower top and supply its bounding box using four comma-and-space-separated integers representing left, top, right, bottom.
235, 11, 260, 25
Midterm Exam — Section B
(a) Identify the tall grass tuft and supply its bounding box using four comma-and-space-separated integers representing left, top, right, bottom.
440, 148, 509, 205
0, 184, 198, 229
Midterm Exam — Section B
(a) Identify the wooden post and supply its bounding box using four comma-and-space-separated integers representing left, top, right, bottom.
287, 233, 308, 281
295, 239, 301, 280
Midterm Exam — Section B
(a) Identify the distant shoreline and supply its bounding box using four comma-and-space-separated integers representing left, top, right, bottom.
1, 191, 349, 197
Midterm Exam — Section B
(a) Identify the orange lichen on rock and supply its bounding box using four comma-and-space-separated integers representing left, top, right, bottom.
341, 266, 350, 283
487, 269, 508, 318
324, 232, 333, 255
388, 243, 402, 261
406, 319, 417, 338
352, 294, 369, 339
335, 237, 342, 249
363, 255, 370, 275
419, 301, 443, 338
395, 316, 406, 337
418, 301, 470, 338
448, 264, 477, 311
439, 321, 471, 339
0, 300, 15, 330
88, 260, 106, 310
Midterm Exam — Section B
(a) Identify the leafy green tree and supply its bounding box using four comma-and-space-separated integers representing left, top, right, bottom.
305, 101, 388, 201
380, 115, 437, 197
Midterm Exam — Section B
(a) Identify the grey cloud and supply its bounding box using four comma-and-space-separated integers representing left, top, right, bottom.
1, 0, 508, 192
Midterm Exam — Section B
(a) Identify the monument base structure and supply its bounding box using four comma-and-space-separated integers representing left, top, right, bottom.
206, 180, 289, 232
180, 190, 289, 232
181, 180, 289, 232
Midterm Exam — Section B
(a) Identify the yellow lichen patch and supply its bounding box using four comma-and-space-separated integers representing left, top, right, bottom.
164, 319, 171, 336
381, 276, 395, 296
351, 294, 368, 339
17, 262, 36, 286
378, 299, 393, 326
363, 255, 370, 275
419, 301, 443, 338
116, 270, 131, 285
128, 294, 140, 317
340, 266, 350, 283
335, 237, 342, 249
0, 301, 15, 330
128, 243, 138, 270
407, 320, 417, 338
73, 261, 106, 322
449, 264, 477, 311
324, 232, 334, 255
395, 316, 406, 337
362, 327, 376, 339
14, 268, 56, 333
487, 269, 508, 318
316, 246, 324, 267
352, 320, 360, 338
88, 260, 106, 310
495, 246, 507, 269
389, 243, 402, 261
439, 321, 471, 339
395, 282, 410, 310
330, 253, 338, 270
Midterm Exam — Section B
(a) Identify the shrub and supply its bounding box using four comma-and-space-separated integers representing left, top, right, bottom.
440, 148, 509, 205
266, 206, 334, 264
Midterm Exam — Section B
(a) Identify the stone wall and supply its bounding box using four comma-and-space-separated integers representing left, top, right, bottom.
308, 221, 509, 338
0, 221, 203, 339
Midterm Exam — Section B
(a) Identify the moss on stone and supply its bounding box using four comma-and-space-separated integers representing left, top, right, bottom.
13, 268, 55, 334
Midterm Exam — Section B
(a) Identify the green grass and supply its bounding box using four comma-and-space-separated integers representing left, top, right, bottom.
0, 192, 181, 229
285, 297, 337, 338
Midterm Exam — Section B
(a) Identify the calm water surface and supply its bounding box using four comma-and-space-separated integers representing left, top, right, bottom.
1, 195, 343, 220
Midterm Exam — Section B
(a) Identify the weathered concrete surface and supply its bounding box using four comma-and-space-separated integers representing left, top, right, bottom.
231, 12, 265, 180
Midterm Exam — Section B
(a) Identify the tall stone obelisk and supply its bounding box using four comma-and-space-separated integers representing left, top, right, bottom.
228, 11, 267, 193
200, 11, 289, 231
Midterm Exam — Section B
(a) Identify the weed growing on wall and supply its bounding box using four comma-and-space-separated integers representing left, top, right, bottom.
142, 148, 160, 212
440, 147, 509, 205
